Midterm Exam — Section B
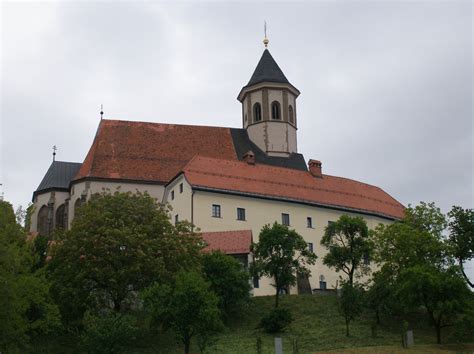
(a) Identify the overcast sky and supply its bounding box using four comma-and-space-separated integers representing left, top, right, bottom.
1, 1, 472, 273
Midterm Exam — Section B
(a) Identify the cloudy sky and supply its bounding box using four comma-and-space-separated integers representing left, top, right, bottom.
1, 2, 472, 271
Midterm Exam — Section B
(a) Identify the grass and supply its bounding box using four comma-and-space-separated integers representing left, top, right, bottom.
32, 294, 473, 353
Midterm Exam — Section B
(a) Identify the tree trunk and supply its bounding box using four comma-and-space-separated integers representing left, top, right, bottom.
114, 299, 121, 312
275, 287, 279, 308
184, 337, 191, 354
435, 324, 442, 344
376, 309, 381, 325
345, 317, 350, 337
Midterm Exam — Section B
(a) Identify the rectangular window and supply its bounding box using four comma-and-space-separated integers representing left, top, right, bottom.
174, 214, 179, 224
320, 280, 327, 290
307, 217, 313, 228
237, 208, 246, 221
171, 190, 175, 200
308, 242, 314, 253
179, 183, 183, 193
363, 252, 370, 265
212, 204, 221, 218
282, 213, 290, 226
253, 276, 260, 288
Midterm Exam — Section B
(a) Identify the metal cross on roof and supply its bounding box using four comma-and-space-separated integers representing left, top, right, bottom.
52, 145, 57, 161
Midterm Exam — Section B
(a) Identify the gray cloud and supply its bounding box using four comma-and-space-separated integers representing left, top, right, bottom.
1, 1, 472, 273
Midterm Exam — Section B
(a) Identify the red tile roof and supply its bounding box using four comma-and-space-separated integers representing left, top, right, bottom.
74, 119, 237, 183
182, 156, 405, 220
201, 230, 253, 255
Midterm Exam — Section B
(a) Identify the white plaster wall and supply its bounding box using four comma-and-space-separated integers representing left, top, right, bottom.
192, 190, 391, 296
247, 122, 297, 155
163, 175, 192, 224
68, 180, 165, 228
30, 191, 70, 232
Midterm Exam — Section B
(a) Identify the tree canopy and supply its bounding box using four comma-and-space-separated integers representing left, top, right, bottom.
48, 191, 203, 325
321, 215, 371, 286
251, 223, 317, 307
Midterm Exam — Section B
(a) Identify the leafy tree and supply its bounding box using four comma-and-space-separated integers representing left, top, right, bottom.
371, 202, 449, 277
339, 281, 364, 337
0, 200, 60, 352
447, 206, 474, 288
202, 251, 250, 318
365, 271, 396, 325
142, 271, 223, 354
251, 223, 317, 308
48, 191, 203, 325
320, 215, 371, 286
81, 311, 139, 354
396, 265, 470, 344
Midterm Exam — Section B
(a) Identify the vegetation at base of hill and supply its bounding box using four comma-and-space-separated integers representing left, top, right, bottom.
2, 193, 473, 353
30, 294, 474, 353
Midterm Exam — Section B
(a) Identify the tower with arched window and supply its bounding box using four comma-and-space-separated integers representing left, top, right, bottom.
237, 49, 300, 157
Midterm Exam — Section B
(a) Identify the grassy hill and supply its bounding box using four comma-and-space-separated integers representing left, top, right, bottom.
34, 294, 473, 353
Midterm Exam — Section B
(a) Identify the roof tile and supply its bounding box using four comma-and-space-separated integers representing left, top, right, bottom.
201, 230, 253, 254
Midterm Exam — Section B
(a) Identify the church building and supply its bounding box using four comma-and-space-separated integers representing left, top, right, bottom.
30, 40, 404, 296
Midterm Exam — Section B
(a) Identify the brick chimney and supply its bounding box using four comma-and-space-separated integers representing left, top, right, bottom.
308, 159, 322, 178
243, 150, 255, 165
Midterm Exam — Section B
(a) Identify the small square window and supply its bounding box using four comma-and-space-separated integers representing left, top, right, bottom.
171, 190, 175, 200
237, 208, 246, 221
212, 204, 221, 218
179, 183, 183, 193
174, 214, 179, 224
253, 276, 260, 288
307, 217, 313, 228
282, 213, 290, 226
308, 242, 314, 253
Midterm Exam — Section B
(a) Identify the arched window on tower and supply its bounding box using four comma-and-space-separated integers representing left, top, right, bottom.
55, 204, 67, 230
253, 103, 262, 122
289, 105, 294, 124
37, 205, 49, 236
271, 101, 281, 120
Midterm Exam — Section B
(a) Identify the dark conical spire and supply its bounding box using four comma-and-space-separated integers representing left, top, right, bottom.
247, 49, 290, 87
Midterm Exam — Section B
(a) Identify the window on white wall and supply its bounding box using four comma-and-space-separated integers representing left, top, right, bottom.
282, 213, 290, 226
307, 217, 313, 228
179, 183, 183, 193
171, 190, 175, 200
237, 208, 246, 221
319, 275, 327, 290
175, 214, 179, 224
308, 242, 314, 253
212, 204, 221, 218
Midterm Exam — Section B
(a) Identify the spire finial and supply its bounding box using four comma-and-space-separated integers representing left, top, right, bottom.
100, 104, 104, 120
263, 21, 269, 48
52, 145, 57, 162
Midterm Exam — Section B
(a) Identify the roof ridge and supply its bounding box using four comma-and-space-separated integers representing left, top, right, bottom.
101, 118, 240, 130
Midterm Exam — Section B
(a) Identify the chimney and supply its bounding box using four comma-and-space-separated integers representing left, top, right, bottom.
243, 150, 255, 165
308, 159, 322, 178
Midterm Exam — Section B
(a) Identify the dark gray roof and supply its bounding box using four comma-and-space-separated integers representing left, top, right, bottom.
230, 128, 308, 171
246, 49, 290, 87
34, 161, 82, 197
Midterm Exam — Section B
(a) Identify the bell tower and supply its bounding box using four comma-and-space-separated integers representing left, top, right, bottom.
237, 37, 300, 157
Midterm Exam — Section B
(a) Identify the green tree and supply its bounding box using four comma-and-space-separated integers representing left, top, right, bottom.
320, 215, 372, 286
142, 271, 223, 354
339, 281, 364, 337
48, 191, 203, 325
0, 200, 60, 352
202, 251, 250, 318
396, 265, 470, 344
372, 203, 448, 277
448, 206, 474, 288
251, 223, 317, 308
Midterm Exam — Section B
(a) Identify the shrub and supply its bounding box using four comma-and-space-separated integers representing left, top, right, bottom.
259, 308, 293, 333
80, 312, 139, 354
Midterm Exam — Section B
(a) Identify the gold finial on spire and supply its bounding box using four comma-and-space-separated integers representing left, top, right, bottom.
263, 21, 269, 48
